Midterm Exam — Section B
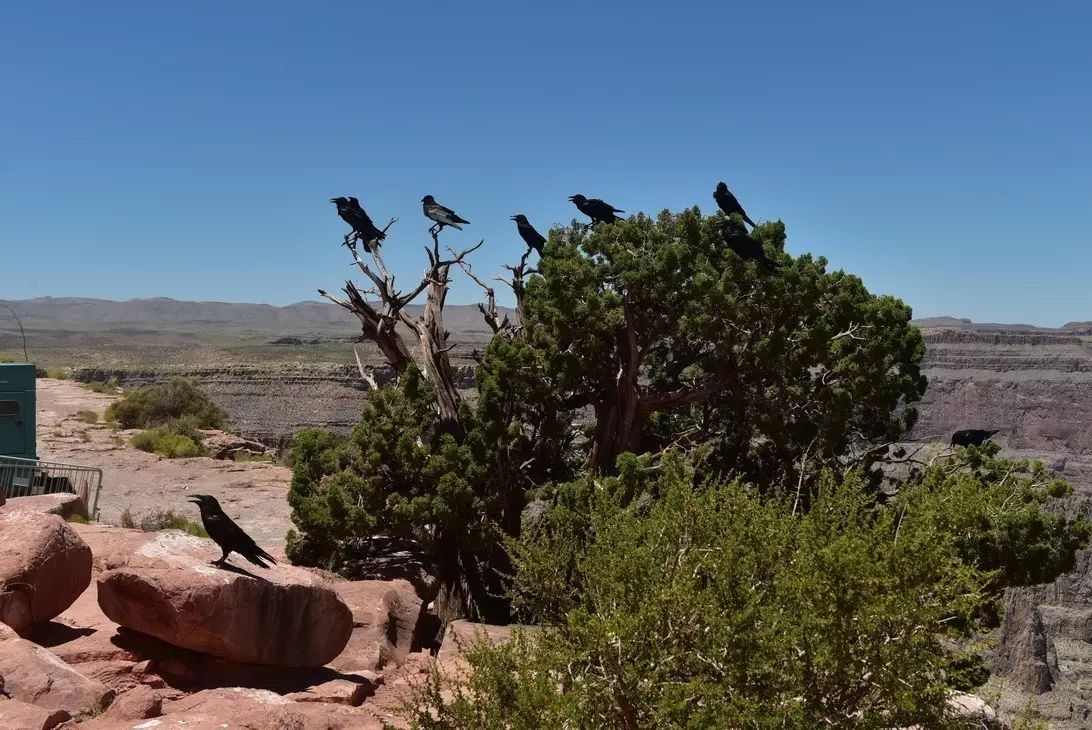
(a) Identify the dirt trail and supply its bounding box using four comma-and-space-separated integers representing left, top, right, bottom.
34, 378, 293, 558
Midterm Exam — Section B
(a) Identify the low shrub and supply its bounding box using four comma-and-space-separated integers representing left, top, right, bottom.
106, 378, 227, 430
77, 410, 99, 424
85, 380, 120, 394
139, 509, 208, 538
132, 428, 202, 458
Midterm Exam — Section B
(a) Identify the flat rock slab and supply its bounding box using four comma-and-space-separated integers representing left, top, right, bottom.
97, 532, 352, 667
330, 578, 424, 672
157, 687, 383, 729
0, 623, 114, 716
0, 699, 70, 730
0, 508, 92, 633
4, 493, 87, 520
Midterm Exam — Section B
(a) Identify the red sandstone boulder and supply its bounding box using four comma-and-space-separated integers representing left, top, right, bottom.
4, 493, 87, 520
437, 619, 539, 661
0, 699, 70, 730
68, 522, 153, 573
157, 687, 383, 729
97, 532, 352, 666
99, 684, 169, 722
0, 509, 92, 633
0, 623, 114, 715
330, 578, 425, 672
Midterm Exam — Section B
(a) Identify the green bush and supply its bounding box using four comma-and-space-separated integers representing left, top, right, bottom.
132, 428, 202, 458
44, 366, 67, 379
405, 453, 1086, 728
76, 410, 99, 424
106, 377, 227, 430
85, 380, 120, 394
139, 509, 208, 537
66, 514, 90, 525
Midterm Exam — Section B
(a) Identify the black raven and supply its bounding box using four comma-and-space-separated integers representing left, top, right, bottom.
950, 429, 1000, 448
510, 214, 546, 254
188, 494, 277, 569
569, 194, 624, 226
722, 219, 779, 269
331, 196, 386, 248
714, 182, 756, 228
422, 195, 470, 234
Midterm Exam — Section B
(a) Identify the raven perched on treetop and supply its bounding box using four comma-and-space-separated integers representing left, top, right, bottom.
713, 182, 756, 228
722, 219, 779, 269
188, 494, 277, 569
950, 429, 1000, 448
330, 197, 386, 248
569, 194, 624, 226
421, 195, 470, 234
510, 214, 546, 254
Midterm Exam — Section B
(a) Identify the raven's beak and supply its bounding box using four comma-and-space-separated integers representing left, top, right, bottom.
567, 196, 576, 201
329, 198, 338, 204
187, 496, 202, 504
509, 215, 518, 221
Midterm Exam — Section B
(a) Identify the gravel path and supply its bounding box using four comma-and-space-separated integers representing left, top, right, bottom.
34, 378, 293, 558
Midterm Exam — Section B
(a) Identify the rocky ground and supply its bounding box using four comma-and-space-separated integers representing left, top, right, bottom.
0, 490, 500, 728
35, 378, 295, 555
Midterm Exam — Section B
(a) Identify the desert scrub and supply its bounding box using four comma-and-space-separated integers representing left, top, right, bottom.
106, 377, 227, 430
139, 509, 208, 537
77, 410, 100, 424
132, 428, 202, 458
66, 514, 90, 524
85, 380, 120, 394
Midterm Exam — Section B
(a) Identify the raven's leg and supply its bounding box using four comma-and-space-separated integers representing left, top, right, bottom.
212, 547, 229, 567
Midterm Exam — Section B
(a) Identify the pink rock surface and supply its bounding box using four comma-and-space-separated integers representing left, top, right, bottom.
0, 509, 91, 632
4, 493, 87, 520
330, 579, 425, 672
0, 699, 70, 730
0, 623, 114, 715
97, 532, 352, 666
158, 687, 383, 729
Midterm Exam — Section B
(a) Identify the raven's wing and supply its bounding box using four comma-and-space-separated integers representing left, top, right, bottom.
439, 204, 470, 224
218, 513, 278, 567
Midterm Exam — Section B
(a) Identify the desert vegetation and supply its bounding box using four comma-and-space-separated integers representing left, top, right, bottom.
281, 201, 1090, 724
105, 377, 229, 458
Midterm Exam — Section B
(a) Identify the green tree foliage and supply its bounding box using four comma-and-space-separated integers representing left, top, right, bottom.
295, 205, 929, 619
522, 211, 926, 482
404, 453, 1086, 728
106, 377, 228, 431
288, 349, 576, 620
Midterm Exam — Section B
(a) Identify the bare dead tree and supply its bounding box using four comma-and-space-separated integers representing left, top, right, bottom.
0, 303, 29, 363
319, 217, 483, 436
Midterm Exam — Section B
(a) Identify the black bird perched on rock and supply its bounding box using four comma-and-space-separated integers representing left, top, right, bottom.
714, 182, 756, 228
569, 194, 624, 226
722, 219, 779, 269
188, 494, 277, 569
421, 195, 470, 234
330, 197, 386, 248
510, 214, 546, 254
950, 429, 1000, 448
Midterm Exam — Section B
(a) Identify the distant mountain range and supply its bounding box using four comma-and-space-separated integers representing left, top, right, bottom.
0, 297, 511, 335
3, 297, 1089, 337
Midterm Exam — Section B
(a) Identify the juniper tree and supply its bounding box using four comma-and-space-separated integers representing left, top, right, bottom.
292, 203, 927, 620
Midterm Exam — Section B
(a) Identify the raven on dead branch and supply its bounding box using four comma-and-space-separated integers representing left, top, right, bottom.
331, 196, 386, 248
510, 214, 546, 254
422, 195, 470, 234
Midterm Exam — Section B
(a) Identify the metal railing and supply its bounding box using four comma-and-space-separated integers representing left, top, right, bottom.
0, 455, 104, 518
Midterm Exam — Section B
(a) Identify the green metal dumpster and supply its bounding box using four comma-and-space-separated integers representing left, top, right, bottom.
0, 363, 35, 459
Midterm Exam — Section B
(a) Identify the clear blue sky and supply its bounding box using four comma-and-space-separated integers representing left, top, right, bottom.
2, 2, 1090, 325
